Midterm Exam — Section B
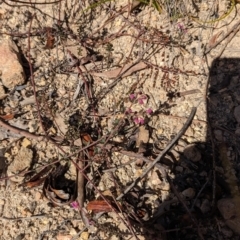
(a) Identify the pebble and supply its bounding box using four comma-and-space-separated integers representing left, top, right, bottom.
0, 39, 25, 89
182, 187, 195, 199
221, 227, 233, 238
80, 231, 89, 240
183, 144, 201, 162
214, 129, 223, 141
235, 128, 240, 136
0, 85, 7, 99
175, 166, 183, 172
35, 192, 42, 201
217, 198, 235, 220
200, 199, 211, 213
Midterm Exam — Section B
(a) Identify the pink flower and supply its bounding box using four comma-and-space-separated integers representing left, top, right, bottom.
146, 108, 153, 115
138, 94, 147, 105
129, 93, 136, 101
177, 23, 187, 33
125, 108, 132, 114
71, 201, 79, 209
134, 117, 144, 125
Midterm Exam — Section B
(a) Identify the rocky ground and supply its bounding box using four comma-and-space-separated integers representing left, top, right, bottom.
0, 0, 240, 239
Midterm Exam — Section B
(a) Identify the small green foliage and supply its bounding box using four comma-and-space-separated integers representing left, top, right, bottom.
105, 43, 114, 52
136, 0, 162, 12
77, 47, 83, 56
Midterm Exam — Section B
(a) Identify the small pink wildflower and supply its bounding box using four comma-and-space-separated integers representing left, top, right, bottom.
71, 201, 79, 209
138, 94, 147, 105
129, 93, 136, 101
125, 108, 132, 114
134, 117, 144, 125
146, 108, 153, 115
177, 23, 187, 33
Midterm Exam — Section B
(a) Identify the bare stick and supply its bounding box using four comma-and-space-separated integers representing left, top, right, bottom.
0, 118, 44, 141
117, 107, 197, 200
0, 214, 48, 221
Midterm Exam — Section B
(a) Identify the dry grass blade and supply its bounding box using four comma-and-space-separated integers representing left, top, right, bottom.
86, 200, 120, 213
208, 30, 224, 48
91, 61, 147, 78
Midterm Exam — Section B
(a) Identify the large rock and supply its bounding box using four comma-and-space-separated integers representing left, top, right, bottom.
218, 198, 240, 234
0, 38, 25, 89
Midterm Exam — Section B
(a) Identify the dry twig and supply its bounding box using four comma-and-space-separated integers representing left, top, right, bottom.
0, 118, 44, 141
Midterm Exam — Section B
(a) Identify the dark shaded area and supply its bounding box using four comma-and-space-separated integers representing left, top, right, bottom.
159, 58, 240, 239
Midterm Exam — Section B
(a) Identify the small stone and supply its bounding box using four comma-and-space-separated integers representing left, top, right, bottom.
217, 198, 235, 220
35, 192, 42, 201
21, 138, 31, 148
56, 234, 72, 240
184, 144, 201, 162
221, 227, 233, 238
182, 188, 195, 199
0, 39, 25, 89
226, 217, 240, 235
200, 199, 211, 213
199, 171, 207, 177
235, 128, 240, 136
175, 166, 183, 172
80, 231, 89, 240
234, 105, 240, 123
7, 146, 33, 182
0, 85, 7, 99
214, 129, 223, 141
150, 171, 162, 186
69, 228, 77, 235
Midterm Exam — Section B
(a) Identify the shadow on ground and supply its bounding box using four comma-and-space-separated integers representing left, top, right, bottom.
136, 58, 240, 240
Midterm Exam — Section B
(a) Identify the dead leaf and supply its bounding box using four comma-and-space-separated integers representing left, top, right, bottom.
44, 27, 55, 49
50, 186, 70, 200
86, 200, 121, 213
208, 30, 223, 48
0, 114, 14, 120
24, 166, 52, 188
25, 178, 46, 188
90, 61, 147, 79
43, 163, 77, 206
81, 133, 94, 156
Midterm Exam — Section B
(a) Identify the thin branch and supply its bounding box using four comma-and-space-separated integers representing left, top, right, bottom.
0, 118, 44, 141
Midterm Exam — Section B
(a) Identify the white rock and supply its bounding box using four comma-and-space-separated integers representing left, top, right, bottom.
0, 38, 25, 89
7, 146, 33, 182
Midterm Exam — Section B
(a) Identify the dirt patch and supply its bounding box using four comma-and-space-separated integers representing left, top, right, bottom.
0, 0, 240, 239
